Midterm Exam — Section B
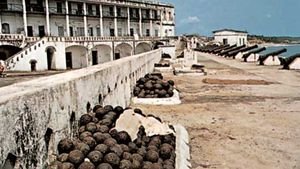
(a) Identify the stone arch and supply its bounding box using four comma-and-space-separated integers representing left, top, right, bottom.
115, 43, 133, 59
93, 44, 112, 64
45, 46, 56, 70
135, 42, 152, 54
65, 45, 88, 69
0, 45, 22, 61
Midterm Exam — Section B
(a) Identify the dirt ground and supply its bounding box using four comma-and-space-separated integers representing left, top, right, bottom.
132, 52, 300, 169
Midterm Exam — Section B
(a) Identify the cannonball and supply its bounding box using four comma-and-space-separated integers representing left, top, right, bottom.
103, 153, 120, 167
119, 159, 132, 169
95, 144, 109, 154
86, 122, 97, 133
99, 119, 113, 127
58, 138, 74, 154
104, 138, 117, 147
131, 160, 142, 169
95, 108, 108, 120
134, 108, 144, 116
163, 165, 175, 169
160, 144, 173, 159
134, 137, 143, 147
109, 144, 123, 157
103, 105, 114, 112
109, 129, 119, 139
122, 152, 132, 161
117, 131, 131, 144
142, 161, 153, 169
82, 136, 97, 149
147, 145, 159, 152
68, 150, 84, 165
167, 90, 174, 97
137, 147, 147, 157
146, 150, 159, 162
168, 80, 175, 86
162, 82, 169, 88
93, 132, 109, 143
78, 161, 95, 169
80, 114, 93, 126
163, 159, 174, 166
59, 162, 75, 169
151, 163, 163, 169
96, 163, 113, 169
96, 125, 110, 133
57, 153, 69, 162
132, 153, 143, 163
87, 150, 103, 164
158, 90, 167, 98
128, 142, 138, 153
80, 131, 93, 141
106, 111, 117, 120
120, 144, 130, 153
114, 106, 124, 114
150, 136, 162, 147
79, 126, 86, 134
93, 105, 102, 113
74, 142, 90, 156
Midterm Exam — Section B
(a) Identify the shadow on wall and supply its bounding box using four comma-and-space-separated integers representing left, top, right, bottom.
0, 45, 22, 60
135, 42, 152, 55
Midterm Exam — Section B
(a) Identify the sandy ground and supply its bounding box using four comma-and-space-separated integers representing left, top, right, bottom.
132, 52, 300, 169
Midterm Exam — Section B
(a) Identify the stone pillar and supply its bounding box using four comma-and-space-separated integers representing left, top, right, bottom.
114, 6, 118, 37
149, 9, 153, 37
45, 0, 50, 36
160, 10, 163, 37
99, 4, 103, 37
65, 0, 70, 36
127, 7, 130, 36
22, 0, 28, 36
139, 8, 142, 37
83, 2, 88, 37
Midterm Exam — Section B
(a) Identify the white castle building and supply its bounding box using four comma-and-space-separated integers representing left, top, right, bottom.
213, 29, 248, 46
0, 0, 175, 71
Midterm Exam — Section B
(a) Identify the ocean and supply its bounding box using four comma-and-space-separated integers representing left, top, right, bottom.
259, 44, 300, 57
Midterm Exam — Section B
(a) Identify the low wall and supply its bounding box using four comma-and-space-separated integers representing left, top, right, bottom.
0, 49, 162, 168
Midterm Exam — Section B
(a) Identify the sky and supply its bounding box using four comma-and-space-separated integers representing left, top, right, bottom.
163, 0, 300, 37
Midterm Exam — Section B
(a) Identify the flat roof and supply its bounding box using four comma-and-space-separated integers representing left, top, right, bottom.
213, 29, 248, 34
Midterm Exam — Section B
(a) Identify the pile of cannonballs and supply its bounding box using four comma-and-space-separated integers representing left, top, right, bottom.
133, 73, 175, 98
54, 105, 176, 169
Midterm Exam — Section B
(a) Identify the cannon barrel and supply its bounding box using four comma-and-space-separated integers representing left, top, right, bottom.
242, 47, 266, 59
210, 45, 229, 53
281, 53, 300, 69
227, 45, 258, 57
220, 45, 246, 56
213, 44, 236, 54
258, 48, 287, 64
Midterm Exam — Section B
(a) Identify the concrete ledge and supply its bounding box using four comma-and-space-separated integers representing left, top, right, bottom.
154, 66, 174, 73
0, 49, 162, 168
175, 124, 191, 169
175, 67, 207, 76
132, 89, 181, 105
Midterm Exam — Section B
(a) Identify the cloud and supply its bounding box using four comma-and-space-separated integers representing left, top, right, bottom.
180, 16, 201, 24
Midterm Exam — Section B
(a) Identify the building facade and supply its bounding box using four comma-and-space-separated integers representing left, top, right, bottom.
213, 29, 248, 46
0, 0, 175, 38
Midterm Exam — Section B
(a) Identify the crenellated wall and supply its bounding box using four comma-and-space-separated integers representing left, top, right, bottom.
0, 49, 162, 168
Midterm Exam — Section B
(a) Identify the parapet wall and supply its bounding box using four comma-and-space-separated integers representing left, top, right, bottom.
0, 49, 162, 168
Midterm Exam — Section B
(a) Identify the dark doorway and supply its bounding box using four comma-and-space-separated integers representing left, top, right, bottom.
69, 27, 74, 37
2, 23, 10, 34
115, 52, 120, 60
89, 27, 93, 36
223, 38, 228, 45
110, 29, 115, 36
39, 26, 45, 37
27, 26, 33, 37
30, 60, 37, 71
66, 52, 72, 69
46, 47, 55, 70
130, 28, 134, 36
146, 29, 150, 36
56, 2, 62, 13
92, 51, 98, 65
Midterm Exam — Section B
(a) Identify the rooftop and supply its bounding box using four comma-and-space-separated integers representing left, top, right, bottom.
213, 29, 248, 34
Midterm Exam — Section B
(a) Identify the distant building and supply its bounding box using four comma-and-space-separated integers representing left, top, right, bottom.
213, 29, 248, 46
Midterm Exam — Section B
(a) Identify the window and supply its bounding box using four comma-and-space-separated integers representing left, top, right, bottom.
89, 27, 93, 36
57, 2, 62, 13
155, 29, 159, 37
96, 6, 100, 16
77, 3, 83, 15
58, 26, 64, 36
243, 38, 245, 45
77, 27, 84, 36
118, 28, 122, 36
87, 4, 93, 15
146, 29, 150, 36
69, 27, 74, 36
68, 3, 72, 14
110, 28, 115, 36
96, 27, 101, 36
109, 7, 114, 16
2, 23, 10, 34
117, 8, 121, 17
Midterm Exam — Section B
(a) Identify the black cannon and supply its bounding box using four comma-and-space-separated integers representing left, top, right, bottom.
280, 53, 300, 69
258, 48, 287, 65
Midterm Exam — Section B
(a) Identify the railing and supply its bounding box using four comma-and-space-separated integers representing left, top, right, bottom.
69, 9, 84, 16
26, 5, 45, 13
0, 3, 23, 12
0, 34, 25, 41
102, 10, 114, 17
49, 6, 66, 14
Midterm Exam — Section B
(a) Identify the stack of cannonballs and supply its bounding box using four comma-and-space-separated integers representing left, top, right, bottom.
54, 105, 176, 169
133, 73, 175, 98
